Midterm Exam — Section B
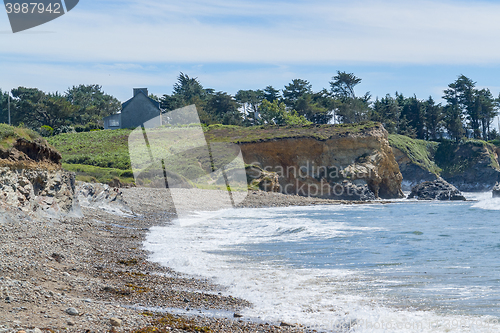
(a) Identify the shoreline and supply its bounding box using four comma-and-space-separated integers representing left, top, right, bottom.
0, 186, 489, 332
2, 187, 361, 332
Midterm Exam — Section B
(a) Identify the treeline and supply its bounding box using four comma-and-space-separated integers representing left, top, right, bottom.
1, 72, 499, 141
158, 72, 500, 142
0, 85, 120, 135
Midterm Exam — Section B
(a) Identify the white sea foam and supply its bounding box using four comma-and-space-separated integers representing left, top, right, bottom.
144, 204, 500, 332
469, 192, 500, 211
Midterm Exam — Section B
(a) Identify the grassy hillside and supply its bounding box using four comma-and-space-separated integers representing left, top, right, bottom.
48, 122, 382, 185
0, 124, 42, 150
388, 134, 441, 175
388, 134, 500, 182
434, 139, 500, 177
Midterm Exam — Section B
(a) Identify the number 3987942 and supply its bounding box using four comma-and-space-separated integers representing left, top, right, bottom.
5, 2, 61, 14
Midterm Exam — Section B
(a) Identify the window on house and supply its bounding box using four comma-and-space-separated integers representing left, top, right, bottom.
109, 119, 120, 127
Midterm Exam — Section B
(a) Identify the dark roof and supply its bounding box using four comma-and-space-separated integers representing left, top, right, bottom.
122, 90, 160, 110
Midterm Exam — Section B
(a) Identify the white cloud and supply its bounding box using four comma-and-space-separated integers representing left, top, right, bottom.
1, 0, 500, 64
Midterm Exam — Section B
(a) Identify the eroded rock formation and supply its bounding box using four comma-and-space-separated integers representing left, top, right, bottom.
408, 178, 466, 201
239, 124, 404, 199
0, 137, 78, 217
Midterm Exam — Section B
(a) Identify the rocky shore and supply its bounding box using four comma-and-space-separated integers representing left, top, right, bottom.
0, 183, 362, 333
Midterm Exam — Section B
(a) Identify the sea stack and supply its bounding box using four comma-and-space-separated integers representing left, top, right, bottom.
408, 178, 466, 201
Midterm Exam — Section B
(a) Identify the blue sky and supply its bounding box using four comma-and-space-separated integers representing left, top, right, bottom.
1, 0, 500, 105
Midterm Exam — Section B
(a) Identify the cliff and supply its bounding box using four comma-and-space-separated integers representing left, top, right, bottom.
0, 125, 78, 217
389, 134, 500, 192
389, 134, 441, 190
207, 123, 404, 199
434, 140, 500, 191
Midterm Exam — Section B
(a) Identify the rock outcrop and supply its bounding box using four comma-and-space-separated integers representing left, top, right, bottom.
0, 135, 78, 217
76, 182, 133, 215
0, 137, 62, 169
239, 124, 404, 199
408, 178, 466, 201
0, 167, 79, 217
246, 165, 281, 193
436, 141, 500, 192
493, 182, 500, 198
391, 136, 500, 192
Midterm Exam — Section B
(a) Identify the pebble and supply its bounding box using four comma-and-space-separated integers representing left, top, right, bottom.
65, 307, 79, 316
110, 317, 122, 327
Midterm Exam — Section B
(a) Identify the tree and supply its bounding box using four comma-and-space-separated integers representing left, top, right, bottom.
263, 86, 280, 103
205, 92, 242, 125
258, 100, 311, 126
330, 71, 370, 123
310, 89, 336, 124
401, 95, 426, 139
423, 96, 444, 140
172, 72, 205, 103
235, 89, 264, 125
37, 95, 78, 129
370, 94, 400, 134
294, 93, 331, 124
330, 71, 362, 99
159, 94, 184, 112
475, 88, 497, 140
11, 87, 77, 129
11, 87, 46, 127
0, 89, 10, 124
65, 84, 121, 126
283, 79, 312, 108
443, 81, 466, 141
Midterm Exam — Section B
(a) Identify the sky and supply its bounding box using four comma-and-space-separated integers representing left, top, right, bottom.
1, 0, 500, 107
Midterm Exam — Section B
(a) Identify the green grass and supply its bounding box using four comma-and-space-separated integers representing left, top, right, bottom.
0, 124, 42, 150
388, 134, 441, 175
47, 129, 133, 170
204, 122, 381, 143
62, 163, 134, 184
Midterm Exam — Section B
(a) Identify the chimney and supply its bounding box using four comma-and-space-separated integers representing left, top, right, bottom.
133, 88, 148, 97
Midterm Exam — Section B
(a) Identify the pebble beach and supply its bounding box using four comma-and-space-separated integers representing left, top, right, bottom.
0, 186, 358, 332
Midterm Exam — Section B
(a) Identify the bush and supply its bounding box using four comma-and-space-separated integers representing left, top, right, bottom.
74, 123, 104, 133
54, 125, 76, 135
39, 125, 54, 137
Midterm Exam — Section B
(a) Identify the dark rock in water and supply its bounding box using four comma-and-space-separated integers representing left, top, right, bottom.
330, 180, 376, 201
493, 182, 500, 198
408, 178, 466, 201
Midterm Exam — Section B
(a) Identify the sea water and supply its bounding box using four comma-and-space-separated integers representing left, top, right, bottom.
144, 193, 500, 332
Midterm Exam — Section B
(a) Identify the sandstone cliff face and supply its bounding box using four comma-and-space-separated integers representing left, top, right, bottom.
239, 125, 404, 199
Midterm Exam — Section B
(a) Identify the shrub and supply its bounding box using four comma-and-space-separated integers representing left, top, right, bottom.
54, 125, 76, 135
39, 125, 54, 137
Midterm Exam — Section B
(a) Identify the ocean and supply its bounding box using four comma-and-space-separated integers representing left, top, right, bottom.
144, 193, 500, 332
